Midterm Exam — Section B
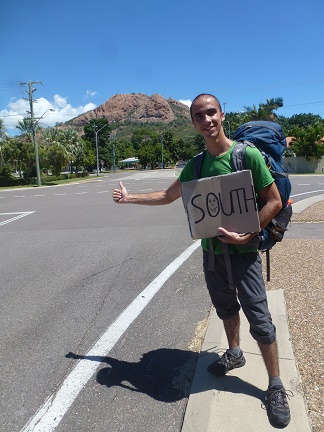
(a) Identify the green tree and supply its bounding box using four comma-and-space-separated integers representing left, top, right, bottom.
0, 119, 7, 141
2, 138, 35, 176
137, 142, 161, 169
115, 140, 135, 163
131, 128, 162, 168
16, 117, 42, 142
59, 128, 83, 174
42, 126, 61, 145
43, 143, 70, 175
289, 123, 324, 159
131, 127, 159, 150
244, 97, 284, 121
83, 118, 112, 167
82, 141, 96, 170
160, 131, 176, 166
0, 119, 8, 167
224, 112, 246, 137
284, 113, 323, 134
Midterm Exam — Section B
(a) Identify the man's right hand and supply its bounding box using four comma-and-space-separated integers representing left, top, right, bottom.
112, 181, 128, 203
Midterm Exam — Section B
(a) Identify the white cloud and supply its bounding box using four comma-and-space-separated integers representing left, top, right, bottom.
85, 90, 98, 98
0, 95, 97, 135
53, 94, 68, 108
179, 99, 192, 108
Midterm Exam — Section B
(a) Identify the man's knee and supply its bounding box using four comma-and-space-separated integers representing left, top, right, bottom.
250, 324, 276, 344
215, 303, 241, 321
241, 300, 276, 344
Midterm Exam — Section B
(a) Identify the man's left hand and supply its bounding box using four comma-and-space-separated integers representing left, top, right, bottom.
217, 227, 258, 245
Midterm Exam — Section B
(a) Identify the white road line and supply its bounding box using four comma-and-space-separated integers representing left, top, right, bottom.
34, 195, 46, 197
297, 183, 310, 186
54, 193, 66, 196
0, 211, 35, 226
97, 191, 110, 194
291, 189, 324, 198
20, 240, 201, 432
76, 192, 88, 195
14, 195, 26, 198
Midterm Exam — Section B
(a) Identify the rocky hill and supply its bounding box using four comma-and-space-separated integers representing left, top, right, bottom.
68, 93, 191, 127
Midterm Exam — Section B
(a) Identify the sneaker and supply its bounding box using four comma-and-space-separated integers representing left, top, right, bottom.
207, 349, 246, 376
264, 385, 293, 428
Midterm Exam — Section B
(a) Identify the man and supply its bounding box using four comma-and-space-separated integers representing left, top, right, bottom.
112, 94, 292, 428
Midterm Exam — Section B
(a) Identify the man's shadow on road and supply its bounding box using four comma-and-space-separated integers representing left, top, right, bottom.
66, 348, 264, 403
66, 348, 199, 402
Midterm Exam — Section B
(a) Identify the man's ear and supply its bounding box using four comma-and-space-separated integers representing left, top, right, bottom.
221, 111, 226, 122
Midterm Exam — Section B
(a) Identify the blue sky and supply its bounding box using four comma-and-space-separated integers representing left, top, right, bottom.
1, 0, 324, 135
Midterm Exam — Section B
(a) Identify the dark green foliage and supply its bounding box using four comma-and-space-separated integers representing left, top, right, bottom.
0, 165, 13, 178
83, 118, 112, 167
288, 123, 324, 159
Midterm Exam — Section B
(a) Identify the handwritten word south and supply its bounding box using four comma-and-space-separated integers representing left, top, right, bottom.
191, 186, 257, 224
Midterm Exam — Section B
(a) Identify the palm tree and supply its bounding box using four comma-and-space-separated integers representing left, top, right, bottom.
260, 98, 284, 120
0, 119, 8, 167
60, 129, 84, 174
16, 118, 42, 142
43, 126, 61, 145
244, 97, 284, 121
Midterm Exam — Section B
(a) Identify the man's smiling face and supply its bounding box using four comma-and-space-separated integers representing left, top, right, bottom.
191, 95, 225, 140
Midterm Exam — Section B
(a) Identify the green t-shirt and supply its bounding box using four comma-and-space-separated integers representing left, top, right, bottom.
179, 142, 274, 254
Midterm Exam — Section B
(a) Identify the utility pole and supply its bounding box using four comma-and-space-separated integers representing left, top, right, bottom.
19, 81, 43, 186
93, 122, 110, 176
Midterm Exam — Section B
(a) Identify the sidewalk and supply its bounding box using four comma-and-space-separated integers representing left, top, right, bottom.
181, 289, 311, 432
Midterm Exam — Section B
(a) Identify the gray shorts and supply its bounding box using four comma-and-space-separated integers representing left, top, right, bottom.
203, 250, 276, 344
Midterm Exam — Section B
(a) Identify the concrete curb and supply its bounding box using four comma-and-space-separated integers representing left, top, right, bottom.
181, 290, 311, 432
292, 194, 324, 213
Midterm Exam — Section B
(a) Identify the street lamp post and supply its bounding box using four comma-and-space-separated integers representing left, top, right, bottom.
110, 134, 116, 173
29, 108, 55, 186
94, 122, 110, 177
160, 135, 164, 169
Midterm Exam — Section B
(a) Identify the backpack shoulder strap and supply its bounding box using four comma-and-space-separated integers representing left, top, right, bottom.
232, 140, 255, 171
193, 150, 206, 180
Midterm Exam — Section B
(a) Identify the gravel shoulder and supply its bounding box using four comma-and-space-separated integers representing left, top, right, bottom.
262, 201, 324, 432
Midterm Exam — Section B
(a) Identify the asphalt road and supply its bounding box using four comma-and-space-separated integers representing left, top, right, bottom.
0, 171, 323, 432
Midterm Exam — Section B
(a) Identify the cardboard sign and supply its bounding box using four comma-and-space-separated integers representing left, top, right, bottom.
181, 170, 260, 240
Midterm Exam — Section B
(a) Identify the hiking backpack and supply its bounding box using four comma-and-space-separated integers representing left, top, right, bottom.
193, 120, 292, 280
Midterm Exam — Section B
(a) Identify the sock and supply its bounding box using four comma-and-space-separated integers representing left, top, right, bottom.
269, 376, 283, 388
229, 346, 241, 356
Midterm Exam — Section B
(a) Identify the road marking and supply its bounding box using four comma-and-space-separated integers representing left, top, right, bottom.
34, 194, 46, 197
291, 189, 324, 198
0, 211, 35, 226
20, 240, 201, 432
14, 195, 26, 198
297, 183, 310, 186
97, 191, 110, 194
76, 192, 88, 195
54, 193, 66, 196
